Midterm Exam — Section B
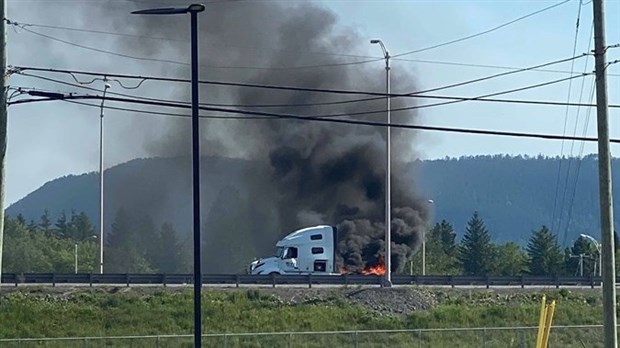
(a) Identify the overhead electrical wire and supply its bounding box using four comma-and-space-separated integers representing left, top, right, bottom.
10, 71, 598, 119
9, 90, 620, 145
558, 20, 595, 243
551, 0, 585, 236
12, 18, 620, 78
563, 77, 597, 245
6, 1, 574, 71
15, 53, 590, 109
392, 0, 573, 58
12, 65, 620, 109
13, 57, 593, 115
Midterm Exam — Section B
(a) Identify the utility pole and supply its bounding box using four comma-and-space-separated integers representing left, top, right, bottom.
592, 0, 617, 347
0, 0, 8, 283
569, 254, 585, 277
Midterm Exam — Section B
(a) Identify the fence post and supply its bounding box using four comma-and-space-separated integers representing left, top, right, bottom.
482, 328, 487, 348
288, 333, 292, 348
418, 329, 422, 348
355, 331, 359, 348
83, 337, 87, 348
156, 335, 160, 348
224, 334, 228, 348
519, 328, 526, 348
235, 274, 240, 288
308, 274, 312, 289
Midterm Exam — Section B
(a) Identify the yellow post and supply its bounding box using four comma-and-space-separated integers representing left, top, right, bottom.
541, 300, 556, 348
536, 295, 548, 348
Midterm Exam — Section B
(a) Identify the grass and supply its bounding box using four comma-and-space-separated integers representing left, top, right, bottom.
0, 287, 610, 347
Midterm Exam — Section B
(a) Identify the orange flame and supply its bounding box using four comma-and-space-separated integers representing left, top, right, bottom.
340, 256, 386, 276
360, 256, 386, 276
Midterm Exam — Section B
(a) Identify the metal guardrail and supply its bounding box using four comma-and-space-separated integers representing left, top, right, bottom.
0, 273, 607, 288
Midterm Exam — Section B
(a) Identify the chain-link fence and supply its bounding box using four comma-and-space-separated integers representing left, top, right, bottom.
0, 325, 607, 347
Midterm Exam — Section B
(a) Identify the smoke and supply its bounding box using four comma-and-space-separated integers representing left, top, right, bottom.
88, 0, 429, 273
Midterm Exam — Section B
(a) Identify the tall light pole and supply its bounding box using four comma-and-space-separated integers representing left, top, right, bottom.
581, 234, 602, 277
370, 39, 391, 286
132, 4, 205, 348
423, 199, 434, 276
99, 80, 110, 274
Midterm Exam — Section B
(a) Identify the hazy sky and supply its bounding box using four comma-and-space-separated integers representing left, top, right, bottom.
5, 0, 620, 205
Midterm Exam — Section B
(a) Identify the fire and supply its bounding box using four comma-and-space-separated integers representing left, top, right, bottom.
339, 256, 386, 276
360, 256, 386, 276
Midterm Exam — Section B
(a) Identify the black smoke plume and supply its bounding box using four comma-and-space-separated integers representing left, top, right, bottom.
85, 0, 429, 273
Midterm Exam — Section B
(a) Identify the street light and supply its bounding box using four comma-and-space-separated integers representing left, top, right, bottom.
132, 4, 205, 348
370, 39, 391, 287
423, 199, 434, 276
99, 80, 110, 275
580, 233, 602, 277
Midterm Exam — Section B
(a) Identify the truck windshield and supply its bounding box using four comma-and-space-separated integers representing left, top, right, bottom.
274, 247, 285, 258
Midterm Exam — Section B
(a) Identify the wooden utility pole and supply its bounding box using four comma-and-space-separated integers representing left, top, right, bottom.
0, 0, 8, 282
592, 0, 617, 347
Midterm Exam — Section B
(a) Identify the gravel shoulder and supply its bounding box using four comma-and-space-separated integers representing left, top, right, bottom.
0, 285, 603, 318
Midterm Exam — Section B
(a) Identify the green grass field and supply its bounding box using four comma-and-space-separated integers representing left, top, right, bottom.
0, 287, 609, 347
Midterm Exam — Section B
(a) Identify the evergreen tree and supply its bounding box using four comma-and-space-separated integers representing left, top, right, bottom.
155, 223, 188, 273
203, 187, 257, 274
16, 214, 26, 226
55, 210, 70, 237
39, 209, 52, 234
526, 225, 564, 276
105, 209, 155, 273
73, 212, 95, 241
458, 212, 495, 276
492, 242, 528, 276
414, 220, 459, 275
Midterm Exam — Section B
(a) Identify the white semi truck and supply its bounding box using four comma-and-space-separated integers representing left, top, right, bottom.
248, 225, 339, 275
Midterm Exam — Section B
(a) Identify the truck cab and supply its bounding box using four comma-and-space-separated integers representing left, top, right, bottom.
248, 225, 338, 275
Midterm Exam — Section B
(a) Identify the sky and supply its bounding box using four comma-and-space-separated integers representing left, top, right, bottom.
4, 0, 620, 205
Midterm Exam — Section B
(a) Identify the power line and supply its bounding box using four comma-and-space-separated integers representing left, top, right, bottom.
12, 65, 620, 109
14, 72, 594, 122
551, 1, 585, 236
5, 1, 576, 71
392, 0, 573, 58
13, 18, 613, 78
11, 90, 620, 145
63, 100, 266, 120
8, 21, 383, 70
15, 70, 592, 120
558, 18, 594, 241
13, 17, 620, 79
10, 19, 384, 62
392, 56, 620, 77
14, 54, 590, 111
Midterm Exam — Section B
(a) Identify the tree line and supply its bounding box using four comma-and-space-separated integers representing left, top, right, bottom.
2, 209, 189, 274
409, 211, 618, 277
4, 208, 617, 276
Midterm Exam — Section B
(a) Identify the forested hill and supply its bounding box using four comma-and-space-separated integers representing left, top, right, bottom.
6, 154, 615, 246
